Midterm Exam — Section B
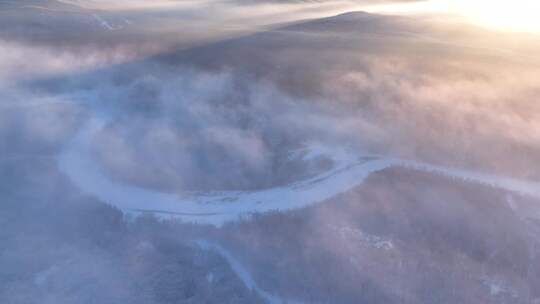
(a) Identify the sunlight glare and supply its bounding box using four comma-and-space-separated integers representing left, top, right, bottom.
364, 0, 540, 33
448, 0, 540, 33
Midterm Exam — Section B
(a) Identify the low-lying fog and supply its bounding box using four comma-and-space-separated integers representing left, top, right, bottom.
2, 1, 540, 303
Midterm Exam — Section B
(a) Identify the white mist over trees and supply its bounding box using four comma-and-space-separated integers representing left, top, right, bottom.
1, 1, 540, 303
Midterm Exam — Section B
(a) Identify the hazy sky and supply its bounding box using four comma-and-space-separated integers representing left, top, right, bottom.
51, 0, 540, 33
364, 0, 540, 33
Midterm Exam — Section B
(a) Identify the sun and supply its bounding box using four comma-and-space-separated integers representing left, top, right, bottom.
446, 0, 540, 33
364, 0, 540, 33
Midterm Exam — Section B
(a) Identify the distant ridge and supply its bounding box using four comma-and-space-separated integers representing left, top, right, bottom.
0, 0, 84, 11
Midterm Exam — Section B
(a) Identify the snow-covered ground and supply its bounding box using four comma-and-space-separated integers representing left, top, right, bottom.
195, 240, 303, 304
58, 116, 540, 226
